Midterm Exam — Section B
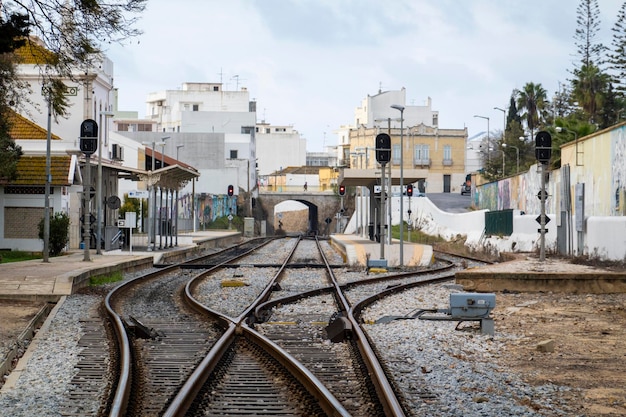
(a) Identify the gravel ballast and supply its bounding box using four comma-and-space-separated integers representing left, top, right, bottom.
0, 258, 579, 417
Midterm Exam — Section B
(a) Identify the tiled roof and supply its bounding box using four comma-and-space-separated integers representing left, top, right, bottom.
14, 38, 56, 65
9, 155, 74, 186
274, 166, 322, 175
8, 111, 61, 140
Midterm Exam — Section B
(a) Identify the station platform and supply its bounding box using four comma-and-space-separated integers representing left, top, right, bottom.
329, 234, 433, 268
0, 230, 241, 301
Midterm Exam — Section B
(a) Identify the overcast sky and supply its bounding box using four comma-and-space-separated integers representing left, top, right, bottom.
106, 0, 624, 152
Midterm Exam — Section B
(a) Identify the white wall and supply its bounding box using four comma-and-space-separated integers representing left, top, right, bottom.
256, 133, 306, 176
585, 217, 626, 260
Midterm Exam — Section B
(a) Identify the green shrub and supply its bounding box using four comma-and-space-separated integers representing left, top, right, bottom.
38, 212, 70, 256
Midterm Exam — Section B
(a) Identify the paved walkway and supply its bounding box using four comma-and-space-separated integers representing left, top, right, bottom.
330, 234, 433, 267
0, 230, 240, 301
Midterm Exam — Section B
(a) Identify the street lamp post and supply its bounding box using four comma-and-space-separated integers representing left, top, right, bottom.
502, 143, 520, 173
474, 115, 490, 162
157, 140, 167, 249
391, 104, 405, 267
142, 141, 157, 251
96, 110, 114, 255
556, 127, 580, 166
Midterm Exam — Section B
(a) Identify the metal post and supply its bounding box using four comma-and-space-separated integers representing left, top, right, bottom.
399, 110, 404, 266
150, 142, 157, 251
158, 187, 163, 249
96, 114, 103, 254
380, 162, 386, 260
83, 154, 91, 261
540, 162, 547, 261
391, 104, 405, 266
96, 111, 114, 255
175, 189, 179, 246
43, 93, 52, 262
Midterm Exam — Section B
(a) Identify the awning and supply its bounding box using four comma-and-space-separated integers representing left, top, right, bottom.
339, 168, 427, 188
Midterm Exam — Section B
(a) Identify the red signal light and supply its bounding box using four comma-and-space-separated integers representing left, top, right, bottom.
339, 185, 346, 196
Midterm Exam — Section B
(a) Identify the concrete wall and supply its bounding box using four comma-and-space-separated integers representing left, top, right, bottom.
586, 217, 626, 260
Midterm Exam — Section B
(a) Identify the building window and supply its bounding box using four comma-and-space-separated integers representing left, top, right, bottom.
230, 150, 238, 159
193, 104, 199, 111
392, 144, 400, 165
414, 144, 431, 166
433, 114, 438, 126
241, 126, 253, 134
117, 123, 129, 131
443, 145, 453, 165
213, 86, 219, 91
138, 123, 152, 132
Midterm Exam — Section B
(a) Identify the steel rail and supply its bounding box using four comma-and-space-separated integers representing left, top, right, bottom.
165, 235, 349, 416
316, 236, 407, 417
104, 238, 275, 417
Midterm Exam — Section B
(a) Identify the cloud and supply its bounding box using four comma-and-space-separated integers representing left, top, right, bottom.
106, 0, 624, 151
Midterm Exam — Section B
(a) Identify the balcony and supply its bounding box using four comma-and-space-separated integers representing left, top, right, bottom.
414, 158, 431, 167
442, 158, 453, 166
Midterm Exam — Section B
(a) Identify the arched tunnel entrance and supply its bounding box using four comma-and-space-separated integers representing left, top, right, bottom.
274, 199, 319, 236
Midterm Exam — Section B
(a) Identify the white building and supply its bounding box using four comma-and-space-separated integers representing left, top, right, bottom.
337, 88, 440, 166
7, 38, 154, 250
255, 122, 306, 177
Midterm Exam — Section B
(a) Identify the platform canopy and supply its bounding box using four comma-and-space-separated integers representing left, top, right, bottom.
338, 168, 426, 188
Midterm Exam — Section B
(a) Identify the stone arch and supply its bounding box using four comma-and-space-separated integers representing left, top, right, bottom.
273, 199, 319, 236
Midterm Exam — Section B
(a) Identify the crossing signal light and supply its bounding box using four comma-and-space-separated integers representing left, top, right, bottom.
227, 184, 234, 196
535, 131, 552, 163
79, 119, 98, 154
406, 184, 413, 197
339, 185, 346, 196
375, 133, 391, 163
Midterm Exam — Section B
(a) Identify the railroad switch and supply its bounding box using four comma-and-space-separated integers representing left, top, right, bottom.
326, 311, 353, 342
376, 293, 496, 336
127, 316, 162, 339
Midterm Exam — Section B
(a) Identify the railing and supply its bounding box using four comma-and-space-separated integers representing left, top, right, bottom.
414, 158, 431, 167
259, 184, 336, 193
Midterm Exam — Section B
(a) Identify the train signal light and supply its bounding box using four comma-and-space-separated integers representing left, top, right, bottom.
535, 131, 552, 163
79, 119, 98, 155
406, 184, 413, 197
375, 133, 391, 163
339, 185, 346, 196
227, 184, 234, 196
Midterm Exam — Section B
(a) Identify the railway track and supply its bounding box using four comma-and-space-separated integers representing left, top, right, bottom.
59, 236, 489, 416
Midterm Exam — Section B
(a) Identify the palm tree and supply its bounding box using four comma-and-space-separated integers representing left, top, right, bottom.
571, 62, 612, 125
516, 82, 549, 139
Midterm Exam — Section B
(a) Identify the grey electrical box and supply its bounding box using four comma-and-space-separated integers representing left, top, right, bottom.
449, 293, 496, 319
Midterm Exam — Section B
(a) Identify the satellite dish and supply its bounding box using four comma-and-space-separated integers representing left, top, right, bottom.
107, 196, 121, 209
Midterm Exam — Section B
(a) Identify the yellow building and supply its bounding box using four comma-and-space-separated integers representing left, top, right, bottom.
345, 124, 468, 193
560, 122, 626, 216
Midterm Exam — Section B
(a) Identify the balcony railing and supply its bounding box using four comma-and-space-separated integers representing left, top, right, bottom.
442, 158, 453, 166
414, 158, 431, 167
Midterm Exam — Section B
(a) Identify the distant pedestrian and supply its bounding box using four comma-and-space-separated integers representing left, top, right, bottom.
303, 182, 308, 191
